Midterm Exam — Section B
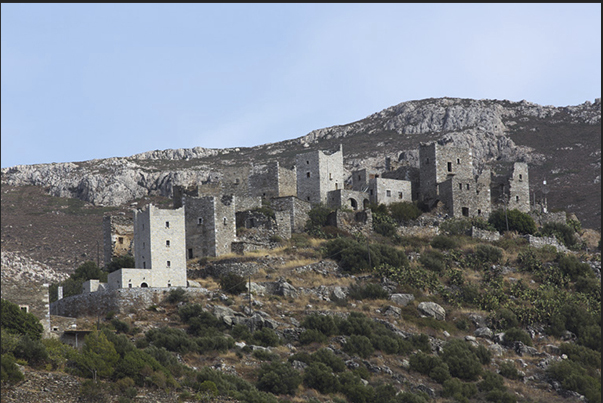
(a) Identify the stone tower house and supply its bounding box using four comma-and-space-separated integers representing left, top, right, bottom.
491, 162, 530, 213
104, 204, 187, 290
419, 142, 493, 218
182, 194, 236, 259
296, 145, 344, 205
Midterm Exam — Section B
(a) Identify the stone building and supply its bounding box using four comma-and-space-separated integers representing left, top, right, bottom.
102, 212, 134, 266
296, 145, 345, 205
270, 196, 313, 233
1, 282, 51, 338
182, 195, 236, 259
491, 162, 530, 213
327, 189, 370, 211
351, 169, 412, 206
103, 204, 187, 290
418, 141, 494, 218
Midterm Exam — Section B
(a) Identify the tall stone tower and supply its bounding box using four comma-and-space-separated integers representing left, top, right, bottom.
296, 145, 344, 205
182, 195, 236, 258
133, 204, 186, 287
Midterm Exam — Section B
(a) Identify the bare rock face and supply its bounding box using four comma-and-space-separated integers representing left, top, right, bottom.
1, 251, 69, 284
417, 301, 446, 321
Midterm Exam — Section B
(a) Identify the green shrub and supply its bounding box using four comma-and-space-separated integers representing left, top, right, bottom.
305, 204, 334, 234
348, 282, 389, 300
502, 328, 532, 347
303, 362, 340, 394
478, 371, 506, 392
489, 308, 519, 330
251, 327, 280, 347
106, 255, 135, 273
374, 222, 398, 237
1, 353, 24, 384
300, 314, 339, 337
256, 361, 301, 395
540, 222, 578, 249
251, 349, 279, 362
231, 324, 252, 342
12, 335, 49, 367
439, 218, 472, 236
79, 379, 109, 402
219, 272, 248, 295
409, 351, 443, 375
442, 378, 478, 401
111, 318, 131, 334
145, 327, 196, 354
498, 360, 523, 380
389, 201, 422, 223
484, 388, 517, 403
430, 235, 460, 250
299, 329, 327, 345
559, 343, 601, 369
441, 339, 483, 381
557, 254, 593, 280
166, 288, 188, 304
343, 335, 374, 358
474, 244, 503, 264
323, 237, 408, 273
1, 299, 44, 341
312, 348, 346, 372
488, 209, 536, 235
419, 250, 446, 272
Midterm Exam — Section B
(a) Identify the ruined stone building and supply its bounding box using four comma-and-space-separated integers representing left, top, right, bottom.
181, 194, 236, 259
102, 212, 133, 266
418, 142, 492, 218
351, 168, 413, 206
416, 142, 531, 219
491, 162, 530, 213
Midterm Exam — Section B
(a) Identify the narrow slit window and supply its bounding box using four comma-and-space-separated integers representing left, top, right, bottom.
166, 261, 171, 267
166, 240, 170, 247
165, 221, 170, 228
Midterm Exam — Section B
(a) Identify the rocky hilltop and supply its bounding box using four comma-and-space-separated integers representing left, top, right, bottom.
2, 97, 600, 228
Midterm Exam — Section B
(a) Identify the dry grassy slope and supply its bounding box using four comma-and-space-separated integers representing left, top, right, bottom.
0, 185, 172, 275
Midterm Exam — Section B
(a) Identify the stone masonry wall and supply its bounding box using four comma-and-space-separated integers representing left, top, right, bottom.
271, 196, 312, 233
50, 287, 210, 317
1, 282, 51, 338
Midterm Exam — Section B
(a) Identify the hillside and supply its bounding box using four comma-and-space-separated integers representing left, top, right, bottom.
1, 97, 601, 403
2, 97, 600, 230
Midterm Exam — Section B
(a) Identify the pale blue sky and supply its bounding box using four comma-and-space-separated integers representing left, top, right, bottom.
1, 3, 601, 168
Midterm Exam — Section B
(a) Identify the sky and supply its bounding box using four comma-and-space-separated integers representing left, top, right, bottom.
1, 3, 601, 168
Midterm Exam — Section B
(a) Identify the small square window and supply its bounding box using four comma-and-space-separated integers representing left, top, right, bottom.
165, 221, 170, 228
459, 183, 463, 190
386, 190, 391, 197
306, 172, 311, 178
198, 217, 203, 225
118, 237, 124, 244
166, 240, 170, 247
167, 261, 171, 267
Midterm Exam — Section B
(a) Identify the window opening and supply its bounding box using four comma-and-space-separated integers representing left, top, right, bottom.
118, 237, 124, 244
386, 190, 392, 197
166, 240, 170, 247
165, 221, 170, 228
462, 207, 469, 217
447, 162, 452, 172
167, 261, 171, 267
198, 217, 203, 225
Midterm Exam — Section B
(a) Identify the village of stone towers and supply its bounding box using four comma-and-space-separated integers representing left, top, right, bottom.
1, 98, 601, 403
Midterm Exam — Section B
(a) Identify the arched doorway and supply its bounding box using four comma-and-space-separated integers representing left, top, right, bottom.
349, 198, 358, 210
140, 282, 148, 288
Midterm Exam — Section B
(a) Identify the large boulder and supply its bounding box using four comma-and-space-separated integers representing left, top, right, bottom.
390, 293, 415, 306
417, 302, 446, 321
